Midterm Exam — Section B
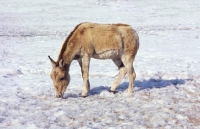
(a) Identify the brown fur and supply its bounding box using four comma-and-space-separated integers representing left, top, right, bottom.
49, 22, 139, 98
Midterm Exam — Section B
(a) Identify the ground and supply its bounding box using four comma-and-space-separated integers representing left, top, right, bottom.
0, 0, 200, 128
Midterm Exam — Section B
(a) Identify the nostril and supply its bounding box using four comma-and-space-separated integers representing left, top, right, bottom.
58, 94, 63, 98
54, 93, 63, 98
54, 94, 61, 98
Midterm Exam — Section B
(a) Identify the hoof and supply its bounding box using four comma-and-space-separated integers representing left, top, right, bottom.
81, 95, 87, 98
109, 89, 116, 94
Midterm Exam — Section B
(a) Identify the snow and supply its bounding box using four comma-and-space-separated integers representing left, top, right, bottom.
0, 0, 200, 128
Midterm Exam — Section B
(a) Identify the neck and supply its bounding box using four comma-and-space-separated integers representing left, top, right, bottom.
63, 63, 70, 72
62, 48, 76, 72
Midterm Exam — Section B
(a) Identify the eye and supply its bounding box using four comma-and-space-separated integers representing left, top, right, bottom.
60, 77, 65, 81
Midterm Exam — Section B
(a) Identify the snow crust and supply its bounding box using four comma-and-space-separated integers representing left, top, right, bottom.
0, 0, 200, 128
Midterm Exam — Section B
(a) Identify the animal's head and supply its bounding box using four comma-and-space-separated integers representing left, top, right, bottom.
48, 56, 70, 98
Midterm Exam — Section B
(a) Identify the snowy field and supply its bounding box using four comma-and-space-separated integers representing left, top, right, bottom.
1, 0, 200, 128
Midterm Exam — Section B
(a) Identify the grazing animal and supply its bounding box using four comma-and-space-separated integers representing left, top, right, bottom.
48, 22, 139, 98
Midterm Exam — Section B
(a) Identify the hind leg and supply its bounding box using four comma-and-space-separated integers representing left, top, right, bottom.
121, 56, 136, 94
110, 59, 127, 92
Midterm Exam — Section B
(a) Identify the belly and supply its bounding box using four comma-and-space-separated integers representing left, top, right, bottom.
92, 49, 121, 59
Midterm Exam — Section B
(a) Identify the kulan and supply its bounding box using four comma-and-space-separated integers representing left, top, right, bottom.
49, 22, 139, 98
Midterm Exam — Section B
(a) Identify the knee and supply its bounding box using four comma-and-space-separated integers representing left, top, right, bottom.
120, 67, 127, 74
82, 73, 89, 79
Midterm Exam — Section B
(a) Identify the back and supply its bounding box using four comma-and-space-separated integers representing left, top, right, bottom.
75, 23, 136, 55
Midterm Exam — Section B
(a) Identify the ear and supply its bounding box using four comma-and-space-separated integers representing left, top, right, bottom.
59, 58, 65, 68
48, 56, 56, 68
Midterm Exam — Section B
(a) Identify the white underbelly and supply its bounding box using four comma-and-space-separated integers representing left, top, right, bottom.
92, 50, 121, 59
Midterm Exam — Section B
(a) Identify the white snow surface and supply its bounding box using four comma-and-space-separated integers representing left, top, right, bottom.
1, 0, 200, 128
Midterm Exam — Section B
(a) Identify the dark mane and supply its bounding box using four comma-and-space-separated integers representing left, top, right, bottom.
115, 23, 129, 27
57, 23, 83, 62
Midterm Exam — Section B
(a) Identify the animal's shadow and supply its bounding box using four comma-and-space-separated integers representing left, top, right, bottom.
88, 78, 190, 96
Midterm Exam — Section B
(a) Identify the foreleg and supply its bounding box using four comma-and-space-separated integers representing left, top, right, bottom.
78, 54, 90, 97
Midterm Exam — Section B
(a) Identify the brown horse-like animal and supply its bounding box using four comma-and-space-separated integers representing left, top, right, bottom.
49, 22, 139, 98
